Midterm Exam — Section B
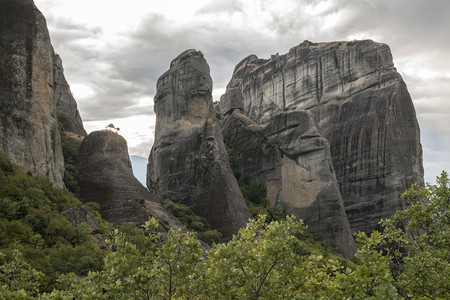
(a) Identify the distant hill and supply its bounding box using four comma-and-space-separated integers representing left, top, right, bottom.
130, 155, 147, 186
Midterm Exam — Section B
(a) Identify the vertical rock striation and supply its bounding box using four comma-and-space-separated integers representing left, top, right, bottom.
226, 40, 424, 233
147, 50, 252, 238
0, 0, 64, 187
220, 89, 357, 257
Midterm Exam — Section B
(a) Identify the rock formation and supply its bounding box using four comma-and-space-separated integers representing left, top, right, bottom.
61, 204, 109, 249
147, 49, 252, 238
77, 130, 183, 232
221, 89, 357, 257
53, 54, 87, 152
53, 54, 86, 137
226, 40, 424, 233
0, 0, 65, 187
61, 205, 99, 233
53, 54, 87, 137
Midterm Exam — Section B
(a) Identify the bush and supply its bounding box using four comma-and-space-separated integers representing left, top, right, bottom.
44, 216, 79, 246
49, 243, 104, 275
198, 229, 223, 245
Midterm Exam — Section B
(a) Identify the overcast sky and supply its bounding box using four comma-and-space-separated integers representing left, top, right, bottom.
33, 0, 449, 184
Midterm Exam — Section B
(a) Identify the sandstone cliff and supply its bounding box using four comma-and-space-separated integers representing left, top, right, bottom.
77, 130, 183, 232
147, 50, 252, 238
0, 0, 64, 187
226, 40, 424, 233
220, 89, 357, 257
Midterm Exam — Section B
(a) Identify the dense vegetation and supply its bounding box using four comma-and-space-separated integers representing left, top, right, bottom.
0, 147, 448, 298
0, 151, 107, 291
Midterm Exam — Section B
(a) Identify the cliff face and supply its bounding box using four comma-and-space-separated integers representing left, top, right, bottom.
77, 130, 183, 231
53, 54, 87, 137
147, 50, 252, 238
220, 90, 356, 257
0, 0, 64, 187
226, 40, 424, 233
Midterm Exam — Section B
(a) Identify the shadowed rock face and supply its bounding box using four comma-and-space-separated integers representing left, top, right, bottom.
226, 40, 424, 233
221, 89, 356, 257
147, 49, 252, 238
0, 0, 64, 187
53, 54, 87, 137
77, 130, 183, 231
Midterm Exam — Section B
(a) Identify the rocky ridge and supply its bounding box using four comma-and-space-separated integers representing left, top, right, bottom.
53, 54, 87, 152
225, 40, 424, 233
53, 54, 86, 137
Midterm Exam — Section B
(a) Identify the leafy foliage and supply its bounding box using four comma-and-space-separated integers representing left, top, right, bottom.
375, 171, 450, 299
0, 151, 106, 291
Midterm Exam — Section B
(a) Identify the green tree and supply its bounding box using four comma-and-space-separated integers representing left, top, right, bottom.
203, 215, 305, 299
0, 249, 44, 298
53, 218, 203, 299
378, 171, 450, 299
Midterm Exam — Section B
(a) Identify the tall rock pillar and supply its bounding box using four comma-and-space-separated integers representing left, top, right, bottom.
147, 50, 252, 238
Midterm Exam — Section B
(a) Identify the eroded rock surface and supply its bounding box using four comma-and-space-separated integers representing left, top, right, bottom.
226, 40, 423, 233
147, 49, 252, 238
77, 130, 182, 232
0, 0, 64, 186
221, 90, 356, 257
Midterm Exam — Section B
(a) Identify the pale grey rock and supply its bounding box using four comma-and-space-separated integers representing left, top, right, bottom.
227, 40, 424, 233
220, 87, 244, 114
221, 103, 356, 257
147, 49, 252, 238
53, 54, 87, 137
264, 111, 356, 257
77, 130, 183, 232
0, 0, 64, 187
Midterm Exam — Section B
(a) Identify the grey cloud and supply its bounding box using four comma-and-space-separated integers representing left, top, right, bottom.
129, 138, 154, 157
197, 0, 244, 15
102, 12, 282, 102
79, 78, 153, 121
46, 16, 102, 48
